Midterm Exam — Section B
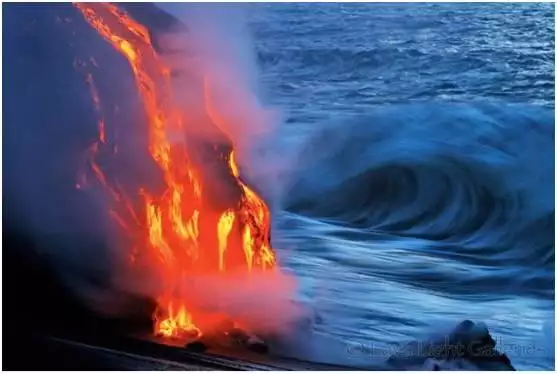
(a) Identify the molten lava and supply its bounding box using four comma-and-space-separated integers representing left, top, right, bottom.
75, 3, 277, 339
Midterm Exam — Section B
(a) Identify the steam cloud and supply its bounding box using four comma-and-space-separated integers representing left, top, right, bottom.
148, 3, 306, 337
156, 3, 291, 207
156, 4, 274, 167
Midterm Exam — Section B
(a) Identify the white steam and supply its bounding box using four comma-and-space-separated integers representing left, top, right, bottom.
150, 2, 305, 338
156, 3, 277, 168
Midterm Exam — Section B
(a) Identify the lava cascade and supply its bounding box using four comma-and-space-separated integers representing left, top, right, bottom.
75, 2, 278, 339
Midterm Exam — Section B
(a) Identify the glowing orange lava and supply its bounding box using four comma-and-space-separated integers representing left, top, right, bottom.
75, 3, 276, 339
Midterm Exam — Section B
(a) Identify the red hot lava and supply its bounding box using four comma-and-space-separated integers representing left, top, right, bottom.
75, 3, 285, 340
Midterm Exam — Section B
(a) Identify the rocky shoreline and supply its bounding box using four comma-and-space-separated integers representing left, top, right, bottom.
387, 320, 515, 370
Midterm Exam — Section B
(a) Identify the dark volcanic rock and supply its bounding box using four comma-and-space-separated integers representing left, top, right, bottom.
120, 3, 186, 33
185, 340, 208, 353
387, 320, 515, 370
3, 3, 172, 355
228, 327, 251, 344
246, 337, 269, 355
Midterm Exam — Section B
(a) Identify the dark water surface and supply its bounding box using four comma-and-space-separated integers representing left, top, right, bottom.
245, 3, 554, 370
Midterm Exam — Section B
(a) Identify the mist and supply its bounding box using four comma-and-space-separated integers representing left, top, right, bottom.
155, 3, 289, 207
150, 2, 306, 337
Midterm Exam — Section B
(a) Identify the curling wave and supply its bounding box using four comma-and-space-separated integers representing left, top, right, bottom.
280, 102, 553, 296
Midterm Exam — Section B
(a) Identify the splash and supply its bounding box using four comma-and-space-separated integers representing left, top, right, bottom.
74, 3, 280, 340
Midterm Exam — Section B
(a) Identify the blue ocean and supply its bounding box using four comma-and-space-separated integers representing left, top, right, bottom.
240, 3, 554, 370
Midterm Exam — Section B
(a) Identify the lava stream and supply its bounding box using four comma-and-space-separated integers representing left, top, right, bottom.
75, 2, 277, 339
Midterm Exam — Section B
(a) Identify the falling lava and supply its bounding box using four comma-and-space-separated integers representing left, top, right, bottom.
74, 3, 279, 341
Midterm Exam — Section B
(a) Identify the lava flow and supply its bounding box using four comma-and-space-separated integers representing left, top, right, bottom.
75, 3, 278, 340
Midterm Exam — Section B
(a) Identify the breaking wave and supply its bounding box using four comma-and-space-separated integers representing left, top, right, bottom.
281, 102, 554, 298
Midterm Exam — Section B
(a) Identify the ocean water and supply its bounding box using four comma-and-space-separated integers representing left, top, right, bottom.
244, 3, 554, 370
